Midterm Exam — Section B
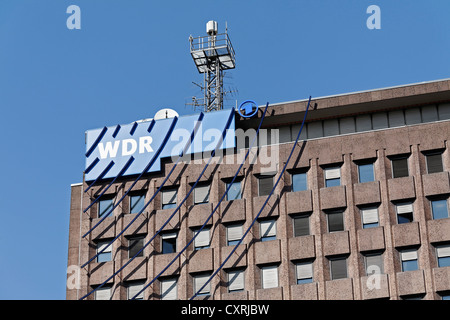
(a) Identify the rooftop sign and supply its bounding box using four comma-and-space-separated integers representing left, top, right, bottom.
84, 109, 235, 181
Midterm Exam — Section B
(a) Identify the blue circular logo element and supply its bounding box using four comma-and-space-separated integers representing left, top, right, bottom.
238, 100, 258, 118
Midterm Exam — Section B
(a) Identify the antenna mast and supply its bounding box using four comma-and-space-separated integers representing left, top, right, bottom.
189, 21, 236, 112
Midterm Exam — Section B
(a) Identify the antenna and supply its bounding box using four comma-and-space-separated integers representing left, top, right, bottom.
188, 20, 236, 112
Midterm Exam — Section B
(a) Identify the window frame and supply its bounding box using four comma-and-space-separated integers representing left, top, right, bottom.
260, 264, 279, 289
425, 152, 444, 174
326, 210, 345, 233
160, 277, 178, 300
324, 166, 341, 188
364, 252, 384, 276
291, 171, 308, 192
226, 223, 243, 246
129, 192, 146, 214
94, 285, 112, 300
436, 244, 450, 268
98, 196, 114, 218
226, 180, 242, 201
193, 272, 211, 296
295, 261, 314, 285
391, 156, 409, 179
400, 249, 419, 272
127, 281, 145, 300
193, 183, 210, 205
357, 162, 375, 184
161, 188, 177, 210
329, 256, 348, 280
360, 206, 379, 229
193, 227, 210, 250
257, 175, 274, 197
96, 240, 112, 263
430, 198, 449, 220
395, 202, 414, 224
227, 268, 245, 293
161, 231, 177, 254
128, 236, 144, 259
292, 214, 310, 237
259, 219, 277, 242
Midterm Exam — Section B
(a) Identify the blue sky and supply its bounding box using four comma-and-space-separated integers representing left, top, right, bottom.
0, 0, 449, 299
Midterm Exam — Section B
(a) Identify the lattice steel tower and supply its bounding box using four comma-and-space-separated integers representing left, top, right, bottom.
189, 21, 236, 112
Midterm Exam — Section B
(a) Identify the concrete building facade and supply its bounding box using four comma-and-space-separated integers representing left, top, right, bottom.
67, 79, 450, 300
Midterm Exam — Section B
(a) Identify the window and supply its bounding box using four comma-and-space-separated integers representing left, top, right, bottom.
260, 219, 276, 241
426, 152, 444, 174
193, 227, 210, 250
295, 261, 313, 284
261, 265, 278, 289
431, 199, 449, 220
161, 188, 177, 210
258, 175, 274, 196
440, 292, 450, 300
127, 281, 144, 300
227, 224, 243, 246
330, 257, 347, 280
227, 269, 245, 292
226, 181, 242, 201
400, 249, 419, 272
364, 253, 384, 275
436, 245, 450, 268
128, 236, 144, 258
161, 232, 177, 254
98, 197, 114, 218
193, 273, 211, 296
130, 193, 145, 214
161, 277, 177, 300
360, 206, 379, 229
292, 172, 308, 192
95, 286, 111, 300
194, 184, 210, 205
293, 214, 310, 237
358, 162, 375, 183
396, 202, 414, 224
326, 210, 344, 232
96, 240, 112, 262
391, 157, 409, 178
324, 167, 341, 187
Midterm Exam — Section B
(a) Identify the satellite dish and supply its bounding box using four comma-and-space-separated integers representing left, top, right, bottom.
154, 108, 179, 120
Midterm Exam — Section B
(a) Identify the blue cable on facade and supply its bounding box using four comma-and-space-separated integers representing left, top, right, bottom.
130, 102, 270, 300
80, 113, 204, 268
81, 116, 179, 238
190, 96, 312, 300
79, 109, 234, 300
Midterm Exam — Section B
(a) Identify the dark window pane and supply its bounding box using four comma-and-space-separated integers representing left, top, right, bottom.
327, 211, 344, 232
392, 158, 409, 178
293, 216, 310, 237
162, 237, 177, 254
397, 212, 413, 224
258, 176, 274, 196
427, 154, 443, 174
129, 237, 144, 258
330, 258, 347, 280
